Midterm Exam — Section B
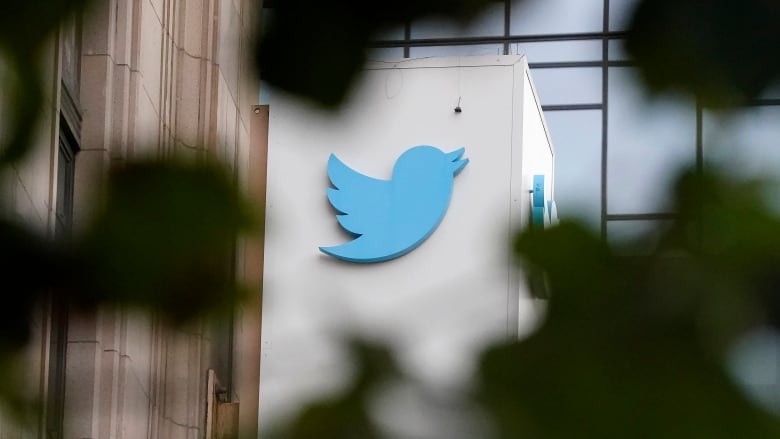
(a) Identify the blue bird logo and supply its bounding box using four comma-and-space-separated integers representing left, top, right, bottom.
320, 145, 469, 263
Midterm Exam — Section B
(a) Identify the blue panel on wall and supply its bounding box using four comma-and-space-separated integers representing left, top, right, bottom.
320, 146, 469, 263
532, 206, 546, 227
532, 175, 558, 228
533, 175, 545, 207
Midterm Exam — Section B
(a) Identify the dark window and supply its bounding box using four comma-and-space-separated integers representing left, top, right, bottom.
47, 118, 78, 439
54, 132, 76, 237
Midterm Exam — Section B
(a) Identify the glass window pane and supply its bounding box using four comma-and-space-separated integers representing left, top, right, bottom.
409, 44, 503, 58
607, 67, 696, 214
367, 48, 405, 62
760, 82, 780, 100
412, 3, 504, 38
531, 67, 602, 106
511, 0, 604, 35
608, 39, 630, 61
703, 106, 780, 179
728, 329, 780, 414
511, 40, 602, 63
373, 25, 405, 41
61, 19, 80, 96
260, 9, 275, 38
607, 219, 672, 254
545, 109, 602, 229
608, 0, 641, 31
259, 80, 273, 105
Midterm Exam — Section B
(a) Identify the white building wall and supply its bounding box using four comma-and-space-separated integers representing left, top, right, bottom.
260, 55, 554, 426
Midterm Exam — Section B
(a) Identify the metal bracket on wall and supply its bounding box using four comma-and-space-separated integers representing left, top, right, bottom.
205, 369, 240, 439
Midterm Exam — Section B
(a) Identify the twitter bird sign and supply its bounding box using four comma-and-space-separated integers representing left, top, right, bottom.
320, 146, 469, 263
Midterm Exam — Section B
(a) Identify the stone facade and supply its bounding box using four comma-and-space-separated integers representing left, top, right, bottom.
0, 1, 263, 438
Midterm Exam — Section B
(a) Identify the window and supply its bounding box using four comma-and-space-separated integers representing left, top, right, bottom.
47, 19, 81, 435
46, 123, 78, 439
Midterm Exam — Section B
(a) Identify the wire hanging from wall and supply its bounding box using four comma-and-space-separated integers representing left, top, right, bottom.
454, 57, 463, 114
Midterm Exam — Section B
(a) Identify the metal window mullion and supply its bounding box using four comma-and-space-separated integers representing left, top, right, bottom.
368, 31, 629, 48
607, 213, 678, 221
695, 98, 704, 251
503, 0, 511, 55
403, 21, 411, 58
542, 104, 603, 111
601, 0, 610, 239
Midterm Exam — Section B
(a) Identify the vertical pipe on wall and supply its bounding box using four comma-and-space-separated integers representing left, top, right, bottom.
234, 104, 269, 438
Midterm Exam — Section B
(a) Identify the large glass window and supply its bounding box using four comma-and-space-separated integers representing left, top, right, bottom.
545, 109, 602, 228
409, 44, 504, 58
608, 39, 630, 61
703, 106, 780, 179
510, 0, 604, 35
48, 126, 78, 439
54, 134, 76, 237
607, 219, 672, 254
531, 67, 602, 106
608, 0, 641, 31
607, 67, 696, 214
411, 3, 505, 38
513, 40, 602, 63
373, 25, 405, 41
60, 17, 81, 101
760, 83, 780, 99
316, 0, 723, 233
367, 47, 405, 61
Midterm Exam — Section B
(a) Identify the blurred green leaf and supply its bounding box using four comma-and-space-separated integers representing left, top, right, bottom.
0, 218, 63, 348
667, 169, 780, 338
3, 0, 780, 434
277, 393, 380, 439
74, 160, 257, 322
0, 0, 93, 165
482, 170, 780, 437
0, 218, 66, 421
266, 339, 399, 439
625, 0, 780, 106
256, 0, 505, 107
0, 1, 91, 51
0, 55, 44, 165
477, 336, 780, 438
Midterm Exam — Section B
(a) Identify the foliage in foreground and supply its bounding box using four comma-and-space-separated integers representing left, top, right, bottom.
0, 0, 779, 436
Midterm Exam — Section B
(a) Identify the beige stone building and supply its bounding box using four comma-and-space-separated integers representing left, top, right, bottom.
1, 0, 265, 438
